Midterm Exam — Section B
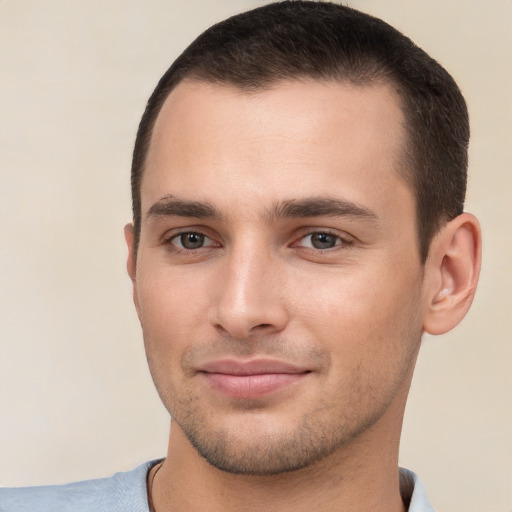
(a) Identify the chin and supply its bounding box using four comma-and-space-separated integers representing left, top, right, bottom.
172, 406, 380, 476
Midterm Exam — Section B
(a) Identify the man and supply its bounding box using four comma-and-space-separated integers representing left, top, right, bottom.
1, 1, 481, 511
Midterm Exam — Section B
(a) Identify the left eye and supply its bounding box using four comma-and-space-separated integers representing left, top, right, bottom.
170, 232, 215, 250
299, 232, 343, 250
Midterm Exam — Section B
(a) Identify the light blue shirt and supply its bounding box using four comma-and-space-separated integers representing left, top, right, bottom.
0, 462, 434, 511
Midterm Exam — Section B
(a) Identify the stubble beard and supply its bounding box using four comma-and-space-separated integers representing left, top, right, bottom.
173, 403, 352, 475
147, 328, 422, 476
164, 379, 407, 476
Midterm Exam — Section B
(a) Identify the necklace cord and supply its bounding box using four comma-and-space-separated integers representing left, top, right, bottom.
147, 461, 164, 512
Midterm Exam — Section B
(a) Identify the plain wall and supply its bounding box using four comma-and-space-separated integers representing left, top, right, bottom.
0, 1, 510, 511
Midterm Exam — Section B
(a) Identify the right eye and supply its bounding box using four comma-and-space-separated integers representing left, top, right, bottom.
298, 232, 344, 250
167, 232, 218, 251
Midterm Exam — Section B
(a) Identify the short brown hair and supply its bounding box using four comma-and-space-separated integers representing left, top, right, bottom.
131, 1, 469, 262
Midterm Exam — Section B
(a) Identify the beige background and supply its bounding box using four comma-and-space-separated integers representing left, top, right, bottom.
0, 1, 510, 511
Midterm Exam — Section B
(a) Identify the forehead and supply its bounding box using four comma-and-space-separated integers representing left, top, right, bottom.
142, 79, 410, 218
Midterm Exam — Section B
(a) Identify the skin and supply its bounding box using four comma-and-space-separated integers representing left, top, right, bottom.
125, 79, 481, 512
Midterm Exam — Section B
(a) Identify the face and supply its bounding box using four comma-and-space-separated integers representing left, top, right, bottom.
128, 79, 426, 475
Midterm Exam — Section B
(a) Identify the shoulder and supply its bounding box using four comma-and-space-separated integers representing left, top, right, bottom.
0, 460, 160, 512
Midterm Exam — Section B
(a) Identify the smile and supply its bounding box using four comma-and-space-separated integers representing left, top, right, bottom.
198, 359, 311, 399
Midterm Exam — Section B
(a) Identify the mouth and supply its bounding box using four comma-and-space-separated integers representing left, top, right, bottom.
197, 359, 311, 399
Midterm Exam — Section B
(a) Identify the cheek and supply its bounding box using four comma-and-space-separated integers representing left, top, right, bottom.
136, 265, 213, 372
135, 268, 211, 410
290, 262, 423, 369
138, 263, 209, 325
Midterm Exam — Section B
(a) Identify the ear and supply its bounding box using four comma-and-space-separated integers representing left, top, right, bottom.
124, 223, 141, 319
422, 213, 482, 335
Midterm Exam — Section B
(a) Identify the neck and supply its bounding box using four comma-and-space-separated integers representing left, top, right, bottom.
151, 426, 407, 511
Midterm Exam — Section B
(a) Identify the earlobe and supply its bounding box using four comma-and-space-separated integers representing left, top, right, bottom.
124, 223, 141, 319
423, 213, 482, 335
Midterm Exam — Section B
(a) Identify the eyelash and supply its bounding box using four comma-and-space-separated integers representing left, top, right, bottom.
163, 231, 219, 253
162, 229, 353, 255
293, 230, 352, 251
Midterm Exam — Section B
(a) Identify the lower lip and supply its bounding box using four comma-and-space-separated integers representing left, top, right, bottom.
202, 372, 308, 399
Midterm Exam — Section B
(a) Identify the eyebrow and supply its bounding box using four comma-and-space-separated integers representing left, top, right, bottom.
268, 197, 378, 222
147, 195, 222, 220
146, 195, 378, 223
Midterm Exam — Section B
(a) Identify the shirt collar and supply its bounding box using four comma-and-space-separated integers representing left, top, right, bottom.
399, 467, 436, 512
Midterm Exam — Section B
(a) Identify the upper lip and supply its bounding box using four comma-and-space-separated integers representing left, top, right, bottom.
198, 358, 309, 376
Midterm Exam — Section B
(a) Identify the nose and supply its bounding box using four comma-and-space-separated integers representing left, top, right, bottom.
208, 244, 289, 340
